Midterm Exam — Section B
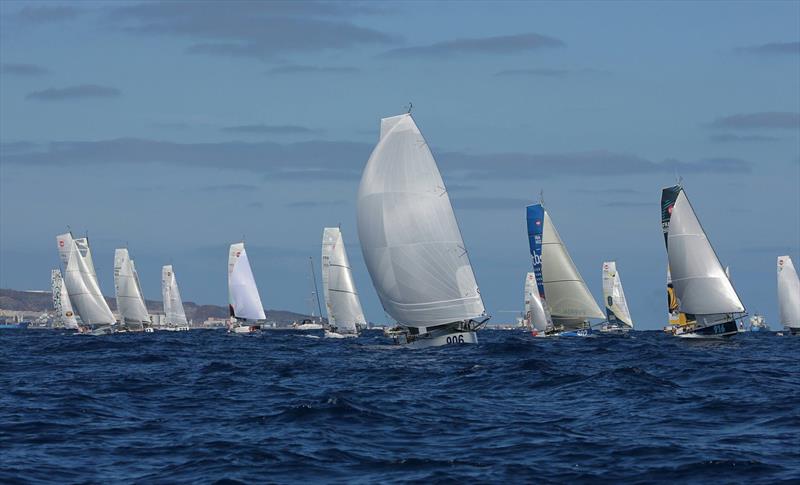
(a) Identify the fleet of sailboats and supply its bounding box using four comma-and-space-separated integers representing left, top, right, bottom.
321, 227, 366, 338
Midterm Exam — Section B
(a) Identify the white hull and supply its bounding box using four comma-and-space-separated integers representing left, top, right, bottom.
404, 330, 478, 349
293, 323, 324, 330
324, 330, 358, 339
230, 325, 260, 334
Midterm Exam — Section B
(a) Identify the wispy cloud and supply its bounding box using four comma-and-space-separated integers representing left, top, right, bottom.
736, 41, 800, 56
708, 112, 800, 130
26, 84, 121, 101
380, 32, 564, 59
709, 133, 780, 143
17, 5, 84, 23
267, 65, 359, 75
221, 124, 320, 135
1, 63, 49, 76
106, 1, 397, 60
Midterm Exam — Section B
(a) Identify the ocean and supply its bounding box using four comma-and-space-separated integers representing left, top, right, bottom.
1, 329, 798, 484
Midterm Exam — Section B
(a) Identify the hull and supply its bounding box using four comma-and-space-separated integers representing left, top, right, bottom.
230, 325, 261, 334
786, 327, 800, 336
404, 330, 478, 349
557, 328, 594, 337
324, 330, 358, 339
0, 322, 29, 330
598, 324, 630, 335
674, 319, 738, 338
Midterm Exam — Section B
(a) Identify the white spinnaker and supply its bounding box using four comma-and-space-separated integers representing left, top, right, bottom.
602, 261, 633, 327
777, 256, 800, 329
51, 269, 79, 329
56, 233, 115, 325
114, 249, 150, 324
541, 211, 604, 321
357, 114, 485, 328
667, 190, 744, 315
322, 227, 365, 334
228, 243, 266, 320
162, 265, 188, 325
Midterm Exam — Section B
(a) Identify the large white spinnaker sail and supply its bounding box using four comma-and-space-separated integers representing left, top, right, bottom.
228, 243, 266, 321
114, 248, 150, 328
322, 227, 366, 335
526, 204, 604, 330
51, 269, 79, 329
602, 261, 633, 328
777, 255, 800, 331
357, 113, 486, 329
56, 233, 115, 326
162, 265, 188, 326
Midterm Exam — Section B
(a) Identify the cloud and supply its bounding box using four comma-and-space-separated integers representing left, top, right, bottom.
451, 197, 532, 210
1, 63, 49, 76
285, 199, 347, 208
736, 41, 800, 56
708, 112, 800, 130
221, 124, 320, 135
267, 65, 359, 75
106, 1, 397, 60
25, 84, 121, 101
709, 133, 780, 143
494, 67, 605, 78
17, 5, 84, 23
380, 32, 564, 59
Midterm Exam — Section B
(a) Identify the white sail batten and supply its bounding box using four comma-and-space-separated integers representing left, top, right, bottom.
51, 269, 79, 329
114, 248, 150, 325
541, 212, 604, 321
357, 114, 485, 328
602, 261, 633, 327
56, 233, 115, 325
228, 243, 266, 321
322, 227, 365, 334
777, 256, 800, 329
667, 191, 744, 315
162, 265, 188, 325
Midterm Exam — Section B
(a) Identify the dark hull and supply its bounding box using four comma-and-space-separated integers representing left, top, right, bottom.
677, 319, 738, 338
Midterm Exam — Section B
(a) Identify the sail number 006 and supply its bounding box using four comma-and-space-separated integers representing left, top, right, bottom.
446, 335, 466, 344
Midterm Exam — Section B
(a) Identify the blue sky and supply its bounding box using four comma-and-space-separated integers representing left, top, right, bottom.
1, 1, 798, 329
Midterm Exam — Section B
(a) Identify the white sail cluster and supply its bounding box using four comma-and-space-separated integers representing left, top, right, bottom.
322, 227, 366, 335
56, 233, 116, 326
602, 261, 633, 328
51, 269, 79, 329
162, 265, 188, 326
777, 256, 800, 330
357, 114, 485, 329
228, 242, 266, 321
114, 248, 150, 328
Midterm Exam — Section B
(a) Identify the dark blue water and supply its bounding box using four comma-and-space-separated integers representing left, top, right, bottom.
1, 330, 798, 484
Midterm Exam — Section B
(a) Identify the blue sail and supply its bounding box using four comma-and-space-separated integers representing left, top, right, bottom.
526, 204, 546, 299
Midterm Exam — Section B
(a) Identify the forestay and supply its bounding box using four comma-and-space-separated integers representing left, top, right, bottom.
322, 227, 366, 334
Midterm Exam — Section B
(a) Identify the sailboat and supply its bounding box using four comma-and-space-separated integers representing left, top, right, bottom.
56, 232, 116, 334
660, 184, 744, 337
526, 203, 604, 337
321, 227, 366, 338
114, 248, 150, 331
524, 272, 554, 337
357, 112, 488, 348
777, 255, 800, 335
162, 265, 190, 331
228, 242, 266, 333
599, 261, 634, 333
51, 269, 79, 330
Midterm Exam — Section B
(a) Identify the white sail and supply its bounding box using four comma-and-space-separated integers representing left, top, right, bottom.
74, 237, 97, 278
357, 113, 485, 328
322, 227, 366, 334
667, 190, 744, 315
162, 265, 188, 325
51, 269, 79, 329
777, 256, 800, 329
523, 272, 537, 326
114, 248, 150, 326
525, 273, 552, 332
541, 211, 604, 322
56, 233, 115, 325
228, 243, 266, 321
602, 261, 633, 328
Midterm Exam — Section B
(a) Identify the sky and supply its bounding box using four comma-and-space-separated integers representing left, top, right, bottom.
1, 1, 798, 329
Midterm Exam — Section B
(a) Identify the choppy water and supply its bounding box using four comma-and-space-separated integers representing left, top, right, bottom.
1, 329, 798, 483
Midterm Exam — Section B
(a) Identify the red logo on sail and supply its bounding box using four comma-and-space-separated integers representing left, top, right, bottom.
59, 240, 64, 247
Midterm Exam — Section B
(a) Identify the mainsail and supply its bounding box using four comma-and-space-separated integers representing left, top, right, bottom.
228, 242, 266, 321
162, 265, 188, 325
357, 113, 485, 328
322, 227, 366, 334
51, 269, 79, 329
56, 233, 115, 326
777, 255, 800, 330
660, 185, 744, 317
526, 204, 604, 329
114, 248, 150, 327
602, 261, 633, 328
